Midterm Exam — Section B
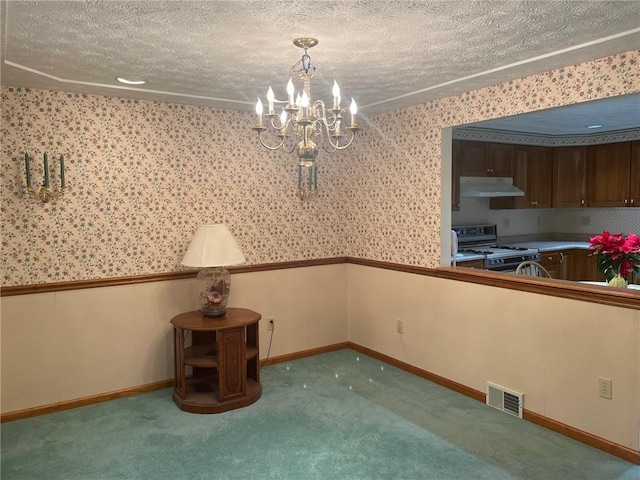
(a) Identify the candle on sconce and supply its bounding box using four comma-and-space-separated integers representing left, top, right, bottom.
24, 153, 32, 188
43, 153, 50, 187
60, 155, 65, 188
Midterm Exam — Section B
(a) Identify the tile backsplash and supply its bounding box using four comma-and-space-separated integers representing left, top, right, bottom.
452, 197, 640, 237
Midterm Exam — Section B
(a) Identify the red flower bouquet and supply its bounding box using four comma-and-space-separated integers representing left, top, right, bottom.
589, 231, 640, 284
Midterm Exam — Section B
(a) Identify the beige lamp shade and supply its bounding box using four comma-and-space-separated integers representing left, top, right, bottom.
181, 224, 246, 268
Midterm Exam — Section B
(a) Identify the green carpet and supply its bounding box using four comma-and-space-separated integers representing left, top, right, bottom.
2, 349, 639, 479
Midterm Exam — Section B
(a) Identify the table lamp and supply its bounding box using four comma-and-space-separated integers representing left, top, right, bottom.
181, 224, 246, 317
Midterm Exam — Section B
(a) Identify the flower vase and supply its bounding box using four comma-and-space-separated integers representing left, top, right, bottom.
607, 274, 628, 289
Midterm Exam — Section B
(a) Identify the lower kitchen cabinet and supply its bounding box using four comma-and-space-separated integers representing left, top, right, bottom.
539, 250, 571, 280
456, 259, 484, 269
569, 249, 597, 282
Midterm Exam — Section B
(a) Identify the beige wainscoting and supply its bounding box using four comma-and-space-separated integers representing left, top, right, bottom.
0, 264, 348, 415
2, 262, 638, 459
347, 264, 640, 452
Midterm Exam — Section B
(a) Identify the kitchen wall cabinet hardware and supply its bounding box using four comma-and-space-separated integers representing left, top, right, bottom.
552, 146, 587, 208
490, 145, 553, 210
586, 141, 637, 207
459, 141, 514, 177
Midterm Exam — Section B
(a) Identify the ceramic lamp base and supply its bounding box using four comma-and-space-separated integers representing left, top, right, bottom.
196, 267, 231, 317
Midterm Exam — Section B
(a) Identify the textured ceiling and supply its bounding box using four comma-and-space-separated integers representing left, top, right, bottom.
469, 92, 640, 135
1, 0, 639, 119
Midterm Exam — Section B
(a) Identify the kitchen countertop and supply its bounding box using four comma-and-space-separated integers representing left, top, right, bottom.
453, 253, 484, 262
501, 241, 591, 252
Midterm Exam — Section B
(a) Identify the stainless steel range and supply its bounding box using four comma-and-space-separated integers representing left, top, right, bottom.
452, 224, 541, 272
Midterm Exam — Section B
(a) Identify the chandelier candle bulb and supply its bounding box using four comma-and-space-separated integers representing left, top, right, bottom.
255, 98, 263, 126
267, 86, 274, 114
350, 99, 357, 126
287, 78, 294, 106
332, 80, 340, 109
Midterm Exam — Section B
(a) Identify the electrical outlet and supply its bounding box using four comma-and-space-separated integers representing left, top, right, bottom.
396, 319, 403, 334
502, 218, 510, 228
598, 377, 612, 399
267, 317, 275, 331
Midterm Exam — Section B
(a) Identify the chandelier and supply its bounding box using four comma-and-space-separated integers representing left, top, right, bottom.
252, 38, 359, 201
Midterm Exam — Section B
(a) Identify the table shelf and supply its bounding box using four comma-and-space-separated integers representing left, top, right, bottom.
184, 343, 218, 368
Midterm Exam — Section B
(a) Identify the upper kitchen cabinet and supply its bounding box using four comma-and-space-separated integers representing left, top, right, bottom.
459, 141, 514, 177
586, 141, 636, 207
490, 145, 553, 209
552, 146, 587, 208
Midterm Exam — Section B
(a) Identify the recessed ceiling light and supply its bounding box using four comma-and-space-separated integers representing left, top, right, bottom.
586, 124, 603, 129
116, 77, 146, 85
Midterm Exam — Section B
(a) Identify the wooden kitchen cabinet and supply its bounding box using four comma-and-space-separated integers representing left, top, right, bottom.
553, 146, 587, 208
539, 250, 571, 280
570, 248, 600, 282
456, 259, 484, 269
459, 141, 514, 177
452, 140, 461, 211
586, 141, 634, 207
490, 145, 553, 209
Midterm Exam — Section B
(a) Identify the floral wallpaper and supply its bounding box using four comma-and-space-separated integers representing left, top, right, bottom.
2, 50, 638, 286
345, 50, 640, 265
1, 92, 350, 285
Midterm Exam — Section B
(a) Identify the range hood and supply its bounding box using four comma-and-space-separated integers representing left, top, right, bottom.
459, 176, 525, 198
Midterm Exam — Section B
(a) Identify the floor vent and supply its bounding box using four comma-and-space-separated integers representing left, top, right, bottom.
486, 382, 523, 418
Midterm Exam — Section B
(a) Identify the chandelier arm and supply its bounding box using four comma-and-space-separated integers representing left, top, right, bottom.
323, 129, 357, 151
322, 142, 337, 154
257, 132, 286, 151
282, 138, 297, 154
